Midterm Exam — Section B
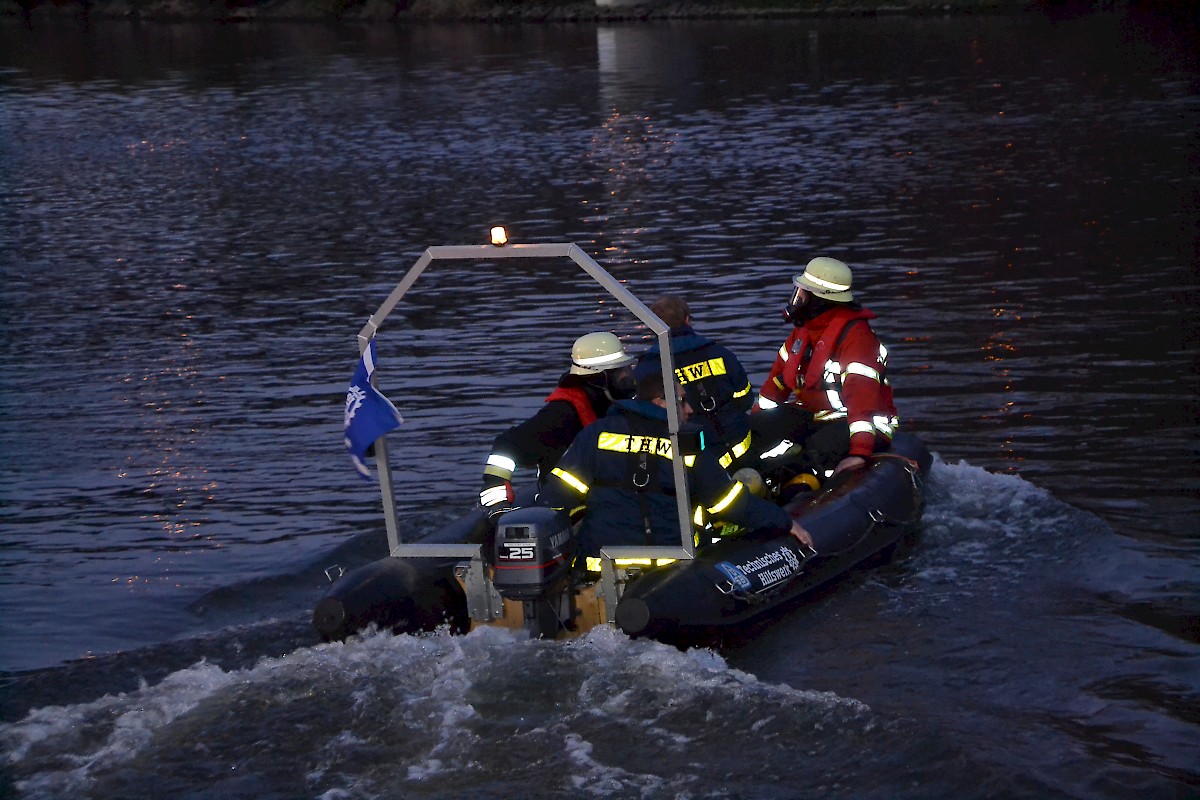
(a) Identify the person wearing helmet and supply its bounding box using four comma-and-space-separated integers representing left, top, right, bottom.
634, 295, 755, 473
537, 369, 813, 560
752, 257, 899, 483
478, 331, 637, 511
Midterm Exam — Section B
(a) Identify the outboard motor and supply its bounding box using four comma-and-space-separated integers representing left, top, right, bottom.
492, 506, 575, 599
490, 506, 578, 638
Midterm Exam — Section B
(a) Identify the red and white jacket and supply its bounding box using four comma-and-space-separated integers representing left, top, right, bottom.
758, 306, 899, 458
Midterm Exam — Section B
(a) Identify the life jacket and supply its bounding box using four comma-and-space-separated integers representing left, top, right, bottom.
544, 385, 599, 428
781, 307, 888, 418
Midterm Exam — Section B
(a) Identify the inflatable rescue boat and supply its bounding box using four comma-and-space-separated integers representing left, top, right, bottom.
313, 231, 931, 649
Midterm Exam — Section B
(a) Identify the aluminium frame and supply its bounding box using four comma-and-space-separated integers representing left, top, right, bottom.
356, 241, 697, 584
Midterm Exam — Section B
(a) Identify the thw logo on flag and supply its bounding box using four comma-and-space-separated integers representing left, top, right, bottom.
344, 340, 403, 479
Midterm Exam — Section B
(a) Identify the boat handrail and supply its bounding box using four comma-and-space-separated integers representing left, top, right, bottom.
360, 237, 696, 566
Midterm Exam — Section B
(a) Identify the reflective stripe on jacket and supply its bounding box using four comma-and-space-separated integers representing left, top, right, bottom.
482, 372, 609, 486
539, 399, 790, 558
635, 325, 753, 467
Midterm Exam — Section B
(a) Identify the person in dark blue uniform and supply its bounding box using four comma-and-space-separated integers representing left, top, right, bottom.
537, 370, 813, 560
635, 295, 755, 472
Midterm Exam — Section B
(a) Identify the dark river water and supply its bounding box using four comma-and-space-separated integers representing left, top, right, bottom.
1, 10, 1197, 799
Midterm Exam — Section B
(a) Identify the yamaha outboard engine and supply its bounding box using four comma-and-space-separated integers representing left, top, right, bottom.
491, 506, 578, 638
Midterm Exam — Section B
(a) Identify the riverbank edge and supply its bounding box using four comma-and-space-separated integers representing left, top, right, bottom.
0, 0, 1055, 25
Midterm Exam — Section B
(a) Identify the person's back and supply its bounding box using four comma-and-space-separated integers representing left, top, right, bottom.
538, 371, 809, 559
479, 332, 635, 509
636, 295, 754, 472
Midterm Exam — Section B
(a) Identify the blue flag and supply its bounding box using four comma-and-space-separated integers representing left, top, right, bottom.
344, 340, 404, 479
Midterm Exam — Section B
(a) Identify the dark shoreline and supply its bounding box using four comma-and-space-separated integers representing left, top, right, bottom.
0, 0, 1123, 25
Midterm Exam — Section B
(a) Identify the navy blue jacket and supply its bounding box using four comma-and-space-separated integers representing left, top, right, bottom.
635, 325, 753, 467
538, 399, 790, 558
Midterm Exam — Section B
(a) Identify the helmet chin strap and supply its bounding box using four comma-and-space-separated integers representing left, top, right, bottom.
580, 370, 616, 402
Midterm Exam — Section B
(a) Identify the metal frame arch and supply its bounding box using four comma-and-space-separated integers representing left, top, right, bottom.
357, 240, 695, 566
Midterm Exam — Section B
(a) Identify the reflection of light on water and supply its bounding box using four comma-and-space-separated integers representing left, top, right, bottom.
981, 301, 1027, 471
586, 108, 676, 268
592, 28, 685, 267
590, 292, 642, 346
597, 27, 617, 75
126, 138, 189, 155
117, 320, 219, 580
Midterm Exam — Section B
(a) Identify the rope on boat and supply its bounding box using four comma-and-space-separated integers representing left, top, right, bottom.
802, 452, 926, 559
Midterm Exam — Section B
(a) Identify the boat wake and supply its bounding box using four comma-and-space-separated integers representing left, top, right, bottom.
5, 460, 1195, 800
2, 626, 875, 800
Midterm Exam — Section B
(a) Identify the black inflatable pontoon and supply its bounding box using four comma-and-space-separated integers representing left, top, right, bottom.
314, 432, 930, 648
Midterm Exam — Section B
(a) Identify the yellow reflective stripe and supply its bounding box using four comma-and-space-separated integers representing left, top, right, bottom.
849, 420, 876, 436
550, 467, 589, 495
814, 410, 846, 421
707, 480, 744, 514
693, 505, 705, 526
483, 453, 516, 479
597, 432, 676, 459
844, 362, 881, 382
758, 394, 780, 410
718, 430, 753, 469
777, 344, 789, 361
596, 433, 694, 465
732, 381, 752, 399
584, 557, 678, 572
675, 357, 727, 384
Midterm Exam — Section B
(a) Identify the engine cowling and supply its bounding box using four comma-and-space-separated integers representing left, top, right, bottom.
490, 506, 576, 601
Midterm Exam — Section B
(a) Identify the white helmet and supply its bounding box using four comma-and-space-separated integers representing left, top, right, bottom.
569, 332, 635, 375
793, 257, 854, 303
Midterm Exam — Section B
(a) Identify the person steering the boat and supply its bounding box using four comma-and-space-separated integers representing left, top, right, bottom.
478, 331, 637, 511
752, 257, 899, 485
537, 370, 813, 560
635, 295, 755, 473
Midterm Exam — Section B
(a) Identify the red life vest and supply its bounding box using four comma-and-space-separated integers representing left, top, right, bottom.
781, 310, 862, 400
544, 385, 598, 427
760, 306, 897, 457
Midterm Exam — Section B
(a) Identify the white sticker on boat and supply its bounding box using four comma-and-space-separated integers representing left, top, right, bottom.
731, 546, 803, 592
